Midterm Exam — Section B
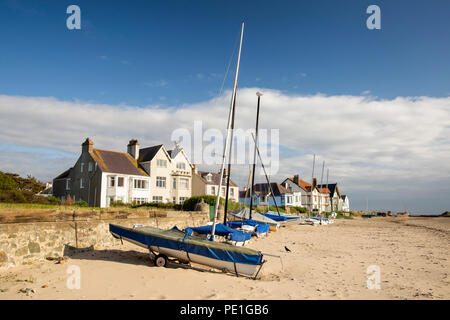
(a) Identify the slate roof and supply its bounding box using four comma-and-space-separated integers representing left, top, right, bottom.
91, 149, 148, 176
138, 145, 164, 162
252, 182, 293, 196
196, 171, 238, 187
54, 168, 72, 180
317, 183, 338, 196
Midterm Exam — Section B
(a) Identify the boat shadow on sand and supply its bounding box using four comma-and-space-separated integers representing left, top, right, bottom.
62, 244, 239, 277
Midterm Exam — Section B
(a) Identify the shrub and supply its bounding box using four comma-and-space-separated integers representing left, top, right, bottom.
62, 195, 75, 206
0, 171, 19, 191
74, 200, 88, 207
110, 200, 129, 207
291, 206, 308, 214
181, 195, 241, 212
46, 196, 61, 205
132, 202, 182, 210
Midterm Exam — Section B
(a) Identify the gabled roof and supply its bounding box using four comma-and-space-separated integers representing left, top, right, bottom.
138, 144, 164, 162
252, 182, 293, 196
91, 149, 148, 176
196, 171, 238, 187
317, 187, 331, 194
239, 190, 261, 198
284, 177, 312, 192
317, 183, 339, 197
54, 168, 72, 180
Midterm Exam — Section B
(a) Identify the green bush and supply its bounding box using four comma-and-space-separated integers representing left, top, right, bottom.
74, 200, 88, 207
132, 202, 182, 210
182, 195, 241, 212
0, 172, 19, 191
110, 200, 129, 207
291, 206, 308, 214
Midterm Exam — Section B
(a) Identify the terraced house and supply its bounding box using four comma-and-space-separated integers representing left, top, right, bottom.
53, 138, 193, 207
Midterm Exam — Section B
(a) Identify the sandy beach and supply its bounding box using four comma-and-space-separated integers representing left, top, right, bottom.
0, 216, 448, 300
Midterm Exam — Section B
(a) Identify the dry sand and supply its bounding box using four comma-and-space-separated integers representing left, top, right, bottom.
0, 216, 449, 300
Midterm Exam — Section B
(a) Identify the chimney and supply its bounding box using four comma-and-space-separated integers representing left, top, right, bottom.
127, 139, 140, 160
222, 168, 227, 177
312, 178, 317, 189
193, 164, 198, 174
82, 138, 93, 153
293, 174, 299, 185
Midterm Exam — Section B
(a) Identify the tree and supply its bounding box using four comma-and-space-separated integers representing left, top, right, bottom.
0, 171, 19, 191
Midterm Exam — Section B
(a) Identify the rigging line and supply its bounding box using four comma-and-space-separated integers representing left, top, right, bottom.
211, 30, 241, 112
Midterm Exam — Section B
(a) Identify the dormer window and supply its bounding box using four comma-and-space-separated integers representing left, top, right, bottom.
206, 174, 212, 182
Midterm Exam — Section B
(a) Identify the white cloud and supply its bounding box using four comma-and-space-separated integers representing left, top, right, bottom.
0, 90, 449, 212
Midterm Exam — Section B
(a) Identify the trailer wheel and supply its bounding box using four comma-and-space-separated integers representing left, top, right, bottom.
155, 254, 168, 267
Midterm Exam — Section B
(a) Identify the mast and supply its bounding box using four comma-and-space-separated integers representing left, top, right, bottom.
251, 133, 281, 216
319, 160, 325, 214
211, 22, 244, 240
223, 85, 238, 223
326, 168, 329, 211
249, 92, 263, 220
310, 154, 315, 215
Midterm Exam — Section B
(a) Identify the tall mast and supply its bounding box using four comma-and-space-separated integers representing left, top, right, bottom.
251, 133, 281, 216
319, 160, 325, 214
223, 82, 238, 223
249, 92, 263, 220
310, 154, 316, 215
211, 22, 244, 240
326, 168, 329, 211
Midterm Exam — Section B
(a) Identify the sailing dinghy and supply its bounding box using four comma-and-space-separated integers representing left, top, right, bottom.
109, 224, 264, 277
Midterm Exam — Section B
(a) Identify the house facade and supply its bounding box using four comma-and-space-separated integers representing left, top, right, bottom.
239, 182, 293, 207
138, 142, 193, 204
282, 175, 332, 213
192, 167, 239, 202
317, 183, 341, 212
53, 138, 192, 207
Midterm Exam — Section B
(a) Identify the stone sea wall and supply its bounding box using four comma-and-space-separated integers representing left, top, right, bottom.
0, 210, 209, 269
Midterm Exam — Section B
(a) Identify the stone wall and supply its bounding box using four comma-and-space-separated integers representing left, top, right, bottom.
0, 210, 209, 269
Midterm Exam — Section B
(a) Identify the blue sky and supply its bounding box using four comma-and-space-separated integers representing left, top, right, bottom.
0, 0, 449, 213
1, 0, 449, 106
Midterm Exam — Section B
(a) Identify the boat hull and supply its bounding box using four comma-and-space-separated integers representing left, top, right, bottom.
110, 224, 262, 276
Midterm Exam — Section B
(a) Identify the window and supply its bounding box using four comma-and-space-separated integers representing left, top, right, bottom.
230, 188, 234, 197
172, 178, 176, 189
180, 178, 189, 190
287, 196, 293, 204
80, 163, 84, 173
134, 179, 148, 189
211, 186, 216, 195
157, 159, 167, 167
221, 187, 225, 197
176, 162, 185, 170
152, 196, 163, 203
118, 177, 124, 187
172, 197, 176, 204
179, 197, 187, 204
88, 162, 93, 172
156, 177, 166, 188
80, 178, 84, 189
66, 179, 70, 190
109, 176, 115, 187
206, 174, 212, 182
